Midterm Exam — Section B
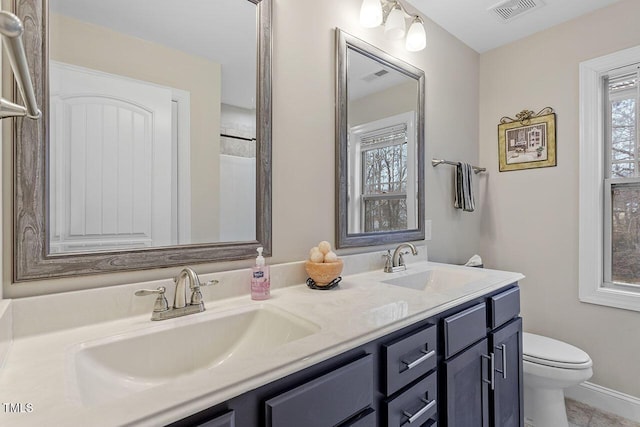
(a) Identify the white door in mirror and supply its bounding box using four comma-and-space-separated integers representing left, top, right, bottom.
49, 61, 175, 253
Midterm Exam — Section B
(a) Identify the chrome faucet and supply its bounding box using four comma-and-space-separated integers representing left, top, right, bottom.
135, 267, 218, 321
384, 242, 418, 273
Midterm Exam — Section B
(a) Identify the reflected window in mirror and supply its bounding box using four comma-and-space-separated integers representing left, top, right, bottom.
13, 0, 272, 281
336, 29, 425, 248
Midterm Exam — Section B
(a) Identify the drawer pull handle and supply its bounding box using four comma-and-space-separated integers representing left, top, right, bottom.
481, 353, 495, 390
402, 349, 435, 370
495, 343, 507, 379
402, 398, 436, 425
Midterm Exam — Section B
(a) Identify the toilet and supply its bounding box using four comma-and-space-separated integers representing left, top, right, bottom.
523, 333, 593, 427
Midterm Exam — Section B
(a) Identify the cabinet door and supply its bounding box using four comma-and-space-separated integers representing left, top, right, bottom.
489, 317, 523, 427
444, 338, 490, 427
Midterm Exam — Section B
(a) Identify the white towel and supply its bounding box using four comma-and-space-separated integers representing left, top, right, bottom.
454, 162, 475, 212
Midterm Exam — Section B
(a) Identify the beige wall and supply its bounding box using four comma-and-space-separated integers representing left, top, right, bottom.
479, 0, 640, 397
50, 13, 221, 242
3, 1, 481, 308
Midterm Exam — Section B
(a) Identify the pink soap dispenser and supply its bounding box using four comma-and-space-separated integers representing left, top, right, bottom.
251, 247, 270, 300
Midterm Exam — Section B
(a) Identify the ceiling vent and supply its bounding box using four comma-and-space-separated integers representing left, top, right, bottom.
362, 69, 389, 82
489, 0, 545, 22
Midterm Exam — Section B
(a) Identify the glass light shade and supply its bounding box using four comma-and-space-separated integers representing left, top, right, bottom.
384, 6, 406, 40
405, 18, 426, 51
360, 0, 383, 28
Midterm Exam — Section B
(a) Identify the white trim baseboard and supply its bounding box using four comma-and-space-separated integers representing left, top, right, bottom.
565, 381, 640, 422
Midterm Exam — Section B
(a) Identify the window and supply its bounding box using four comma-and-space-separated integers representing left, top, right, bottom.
579, 46, 640, 311
360, 124, 408, 232
605, 70, 640, 288
348, 112, 417, 234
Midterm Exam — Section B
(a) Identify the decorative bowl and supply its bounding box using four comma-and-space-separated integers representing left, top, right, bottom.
304, 259, 343, 286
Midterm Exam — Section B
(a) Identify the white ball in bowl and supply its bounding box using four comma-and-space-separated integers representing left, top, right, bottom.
324, 251, 338, 263
318, 241, 332, 254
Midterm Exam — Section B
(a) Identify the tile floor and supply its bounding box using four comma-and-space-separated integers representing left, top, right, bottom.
566, 398, 640, 427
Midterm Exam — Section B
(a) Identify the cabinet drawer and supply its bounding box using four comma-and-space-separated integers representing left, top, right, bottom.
443, 303, 487, 358
488, 286, 520, 329
383, 324, 437, 395
384, 372, 437, 427
265, 355, 373, 427
340, 408, 376, 427
196, 410, 234, 427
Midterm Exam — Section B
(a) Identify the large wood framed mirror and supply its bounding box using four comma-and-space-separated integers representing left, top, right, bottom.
13, 0, 272, 281
335, 29, 425, 248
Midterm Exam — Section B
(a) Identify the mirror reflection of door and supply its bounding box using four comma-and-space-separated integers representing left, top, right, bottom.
48, 0, 258, 254
346, 47, 419, 234
50, 62, 182, 252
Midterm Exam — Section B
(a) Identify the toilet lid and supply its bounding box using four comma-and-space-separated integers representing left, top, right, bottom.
523, 333, 592, 369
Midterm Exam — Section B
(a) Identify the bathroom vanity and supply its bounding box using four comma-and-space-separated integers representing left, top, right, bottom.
171, 282, 523, 427
0, 260, 523, 427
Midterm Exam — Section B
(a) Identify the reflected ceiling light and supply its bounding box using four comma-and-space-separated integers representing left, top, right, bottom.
360, 0, 383, 28
359, 0, 426, 52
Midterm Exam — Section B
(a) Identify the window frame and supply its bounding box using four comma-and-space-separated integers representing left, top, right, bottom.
579, 45, 640, 312
348, 112, 417, 234
360, 127, 408, 232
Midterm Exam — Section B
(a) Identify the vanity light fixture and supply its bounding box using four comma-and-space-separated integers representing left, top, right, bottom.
360, 0, 384, 28
359, 0, 427, 51
384, 3, 406, 40
405, 16, 426, 52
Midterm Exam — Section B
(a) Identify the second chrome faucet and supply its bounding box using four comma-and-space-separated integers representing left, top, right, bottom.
135, 267, 218, 321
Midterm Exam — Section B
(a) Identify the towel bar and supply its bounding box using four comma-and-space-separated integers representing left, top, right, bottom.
0, 11, 40, 120
432, 159, 486, 174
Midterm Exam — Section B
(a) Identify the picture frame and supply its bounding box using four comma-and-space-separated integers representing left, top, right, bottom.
498, 107, 556, 172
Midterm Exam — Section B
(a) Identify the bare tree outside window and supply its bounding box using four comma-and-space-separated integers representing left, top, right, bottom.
361, 127, 408, 232
608, 73, 640, 285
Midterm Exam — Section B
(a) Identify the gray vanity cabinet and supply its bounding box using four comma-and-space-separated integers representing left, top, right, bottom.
442, 302, 491, 427
441, 286, 523, 427
443, 338, 491, 426
488, 287, 523, 427
489, 318, 523, 427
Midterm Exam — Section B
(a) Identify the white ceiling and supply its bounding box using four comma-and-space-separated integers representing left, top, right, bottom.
348, 49, 413, 101
404, 0, 624, 53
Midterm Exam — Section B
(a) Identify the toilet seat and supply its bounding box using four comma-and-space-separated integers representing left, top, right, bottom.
523, 332, 592, 370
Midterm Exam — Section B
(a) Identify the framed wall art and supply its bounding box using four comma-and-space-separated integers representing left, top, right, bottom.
498, 107, 556, 172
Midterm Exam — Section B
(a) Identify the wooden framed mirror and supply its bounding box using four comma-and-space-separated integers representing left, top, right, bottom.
335, 29, 425, 248
13, 0, 272, 281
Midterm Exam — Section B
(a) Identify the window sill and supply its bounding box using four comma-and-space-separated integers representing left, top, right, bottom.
579, 282, 640, 312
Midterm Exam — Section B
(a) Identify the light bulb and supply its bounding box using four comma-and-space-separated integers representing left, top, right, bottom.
405, 17, 426, 52
360, 0, 383, 28
384, 5, 406, 40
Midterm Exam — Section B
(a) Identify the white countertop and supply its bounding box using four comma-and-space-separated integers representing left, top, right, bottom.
0, 261, 523, 427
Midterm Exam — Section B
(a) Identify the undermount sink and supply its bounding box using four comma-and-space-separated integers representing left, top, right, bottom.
69, 304, 320, 406
382, 266, 487, 291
